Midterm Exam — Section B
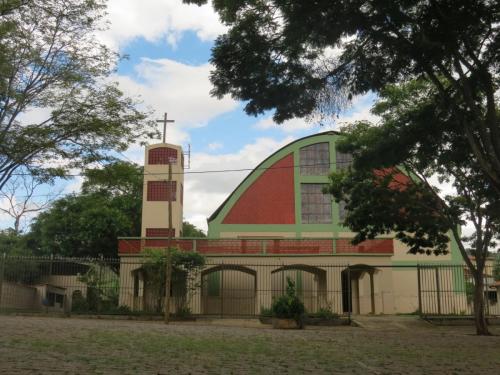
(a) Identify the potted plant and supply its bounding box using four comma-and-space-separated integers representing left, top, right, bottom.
271, 277, 305, 329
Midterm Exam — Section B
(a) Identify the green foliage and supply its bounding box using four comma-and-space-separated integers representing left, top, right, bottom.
142, 249, 205, 314
310, 307, 339, 320
271, 278, 305, 325
493, 255, 500, 282
326, 80, 498, 334
175, 306, 192, 319
71, 290, 89, 313
326, 80, 499, 257
465, 281, 475, 304
260, 306, 272, 317
0, 0, 156, 190
0, 229, 31, 255
76, 263, 120, 313
28, 162, 143, 258
182, 222, 206, 238
184, 0, 500, 196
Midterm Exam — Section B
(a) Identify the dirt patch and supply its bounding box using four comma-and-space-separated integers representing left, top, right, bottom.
0, 315, 499, 374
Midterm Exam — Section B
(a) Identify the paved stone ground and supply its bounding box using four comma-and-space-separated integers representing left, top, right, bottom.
0, 315, 499, 374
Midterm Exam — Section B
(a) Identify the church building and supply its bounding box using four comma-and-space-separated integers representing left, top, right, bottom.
118, 131, 465, 316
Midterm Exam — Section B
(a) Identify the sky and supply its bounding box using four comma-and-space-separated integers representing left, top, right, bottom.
2, 0, 473, 238
1, 0, 379, 233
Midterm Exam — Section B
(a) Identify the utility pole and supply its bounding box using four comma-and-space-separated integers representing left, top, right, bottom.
164, 161, 174, 324
155, 111, 176, 324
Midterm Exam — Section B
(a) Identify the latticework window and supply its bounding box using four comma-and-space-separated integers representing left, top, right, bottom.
338, 200, 347, 222
301, 183, 332, 224
300, 142, 330, 176
336, 151, 353, 170
147, 181, 176, 201
148, 147, 178, 165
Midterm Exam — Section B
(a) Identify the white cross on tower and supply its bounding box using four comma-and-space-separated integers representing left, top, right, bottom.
156, 112, 175, 143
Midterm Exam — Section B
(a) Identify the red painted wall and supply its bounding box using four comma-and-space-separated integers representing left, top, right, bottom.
223, 153, 296, 224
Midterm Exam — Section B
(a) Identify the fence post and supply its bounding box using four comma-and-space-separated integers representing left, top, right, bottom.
417, 264, 422, 316
49, 253, 54, 276
220, 262, 224, 318
0, 253, 5, 309
347, 264, 352, 324
435, 267, 441, 315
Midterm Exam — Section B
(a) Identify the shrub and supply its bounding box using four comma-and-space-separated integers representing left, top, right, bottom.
271, 277, 305, 326
175, 306, 192, 319
260, 307, 272, 317
312, 307, 339, 320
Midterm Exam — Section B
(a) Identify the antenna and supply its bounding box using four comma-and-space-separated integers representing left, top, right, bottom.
183, 144, 191, 169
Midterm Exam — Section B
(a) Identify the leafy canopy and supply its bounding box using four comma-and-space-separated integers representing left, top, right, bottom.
28, 161, 144, 258
0, 0, 157, 190
327, 80, 499, 334
185, 0, 500, 194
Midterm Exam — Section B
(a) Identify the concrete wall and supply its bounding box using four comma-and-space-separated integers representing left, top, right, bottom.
0, 282, 38, 311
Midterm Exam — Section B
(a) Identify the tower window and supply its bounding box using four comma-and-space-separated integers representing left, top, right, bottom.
301, 183, 332, 224
146, 228, 175, 238
147, 181, 176, 201
148, 147, 178, 165
300, 142, 330, 176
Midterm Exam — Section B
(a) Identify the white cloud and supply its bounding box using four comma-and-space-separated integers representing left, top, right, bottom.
99, 0, 226, 49
207, 142, 223, 151
115, 58, 239, 145
254, 117, 321, 133
183, 136, 295, 231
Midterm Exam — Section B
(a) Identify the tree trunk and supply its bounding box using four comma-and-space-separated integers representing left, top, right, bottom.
473, 273, 490, 336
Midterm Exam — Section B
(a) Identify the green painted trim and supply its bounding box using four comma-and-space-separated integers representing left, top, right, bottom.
208, 133, 349, 237
293, 150, 301, 237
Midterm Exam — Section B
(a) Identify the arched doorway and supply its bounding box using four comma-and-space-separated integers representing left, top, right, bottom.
271, 265, 327, 313
201, 265, 256, 316
342, 265, 378, 314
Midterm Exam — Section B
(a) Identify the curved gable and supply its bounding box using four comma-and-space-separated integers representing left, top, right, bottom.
222, 153, 295, 224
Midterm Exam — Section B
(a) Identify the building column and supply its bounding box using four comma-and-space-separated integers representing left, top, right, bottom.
118, 257, 139, 309
351, 278, 360, 314
255, 267, 272, 315
369, 271, 375, 314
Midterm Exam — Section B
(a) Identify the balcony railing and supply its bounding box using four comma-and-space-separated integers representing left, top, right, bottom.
118, 238, 394, 255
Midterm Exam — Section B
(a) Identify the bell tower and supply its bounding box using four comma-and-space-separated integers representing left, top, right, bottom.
141, 113, 184, 238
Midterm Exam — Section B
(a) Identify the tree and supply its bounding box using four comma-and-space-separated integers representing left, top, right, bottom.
0, 0, 156, 190
0, 172, 61, 233
0, 228, 30, 255
28, 161, 143, 258
326, 80, 499, 335
141, 248, 205, 315
182, 221, 206, 238
185, 0, 500, 195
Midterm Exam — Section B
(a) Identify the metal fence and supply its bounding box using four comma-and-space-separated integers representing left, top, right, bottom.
418, 264, 499, 317
0, 255, 498, 319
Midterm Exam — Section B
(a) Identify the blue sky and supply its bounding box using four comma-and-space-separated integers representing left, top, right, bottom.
0, 0, 377, 233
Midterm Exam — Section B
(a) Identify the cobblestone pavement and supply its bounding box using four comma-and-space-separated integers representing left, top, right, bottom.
0, 315, 499, 374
